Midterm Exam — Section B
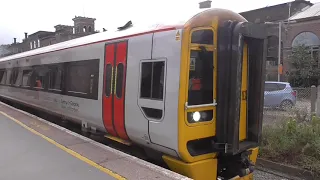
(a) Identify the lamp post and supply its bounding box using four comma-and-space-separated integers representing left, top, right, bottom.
278, 21, 282, 82
265, 20, 296, 81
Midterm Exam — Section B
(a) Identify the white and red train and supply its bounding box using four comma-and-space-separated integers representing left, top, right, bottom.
0, 8, 267, 180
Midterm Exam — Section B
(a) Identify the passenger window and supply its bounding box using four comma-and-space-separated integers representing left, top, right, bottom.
105, 64, 112, 97
49, 67, 63, 90
34, 67, 49, 89
140, 61, 165, 100
15, 70, 23, 86
5, 69, 12, 85
1, 71, 6, 85
116, 63, 124, 98
187, 50, 214, 106
10, 68, 19, 85
67, 65, 91, 94
0, 70, 5, 84
191, 29, 214, 45
22, 70, 33, 87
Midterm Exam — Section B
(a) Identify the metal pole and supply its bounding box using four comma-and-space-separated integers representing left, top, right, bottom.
278, 21, 282, 82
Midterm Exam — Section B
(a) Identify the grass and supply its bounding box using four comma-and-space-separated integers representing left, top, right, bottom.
259, 109, 320, 176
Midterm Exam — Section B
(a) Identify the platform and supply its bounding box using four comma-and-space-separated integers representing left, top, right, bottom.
0, 102, 190, 180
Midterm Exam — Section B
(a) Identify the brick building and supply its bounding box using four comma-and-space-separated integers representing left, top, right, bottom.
0, 16, 96, 57
240, 0, 320, 82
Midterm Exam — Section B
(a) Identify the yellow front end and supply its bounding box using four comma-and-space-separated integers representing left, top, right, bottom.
163, 8, 267, 180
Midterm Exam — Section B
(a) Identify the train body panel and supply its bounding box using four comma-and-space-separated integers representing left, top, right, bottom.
148, 29, 182, 155
0, 42, 105, 130
119, 33, 153, 146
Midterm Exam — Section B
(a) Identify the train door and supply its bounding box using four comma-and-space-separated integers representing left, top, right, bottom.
103, 41, 129, 140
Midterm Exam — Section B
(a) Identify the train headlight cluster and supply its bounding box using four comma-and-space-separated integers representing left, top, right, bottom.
187, 110, 213, 123
192, 111, 201, 122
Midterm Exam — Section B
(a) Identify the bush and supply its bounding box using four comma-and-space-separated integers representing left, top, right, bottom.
259, 113, 320, 175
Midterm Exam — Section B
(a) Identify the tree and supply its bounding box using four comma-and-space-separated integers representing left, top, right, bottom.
287, 44, 320, 87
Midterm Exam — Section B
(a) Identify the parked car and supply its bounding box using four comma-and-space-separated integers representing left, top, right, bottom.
264, 81, 297, 110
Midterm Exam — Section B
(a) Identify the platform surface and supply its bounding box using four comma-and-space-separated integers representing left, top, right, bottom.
0, 102, 190, 180
0, 113, 116, 180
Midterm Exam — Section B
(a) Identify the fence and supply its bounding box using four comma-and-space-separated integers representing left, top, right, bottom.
263, 85, 315, 125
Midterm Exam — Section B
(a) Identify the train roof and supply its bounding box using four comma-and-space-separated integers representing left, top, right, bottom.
0, 8, 243, 62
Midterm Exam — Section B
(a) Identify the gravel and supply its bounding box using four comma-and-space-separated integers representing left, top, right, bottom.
254, 170, 290, 180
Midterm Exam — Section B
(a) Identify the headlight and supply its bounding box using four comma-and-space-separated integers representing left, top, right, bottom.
192, 111, 201, 122
187, 110, 213, 123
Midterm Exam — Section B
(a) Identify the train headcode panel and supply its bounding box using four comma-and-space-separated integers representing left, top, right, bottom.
0, 8, 267, 180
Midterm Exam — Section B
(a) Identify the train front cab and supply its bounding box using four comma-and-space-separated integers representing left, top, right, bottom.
163, 9, 267, 180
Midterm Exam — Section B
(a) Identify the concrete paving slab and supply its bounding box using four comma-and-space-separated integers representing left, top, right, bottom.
0, 113, 116, 180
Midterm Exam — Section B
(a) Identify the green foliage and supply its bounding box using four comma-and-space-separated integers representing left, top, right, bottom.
287, 44, 320, 87
260, 113, 320, 176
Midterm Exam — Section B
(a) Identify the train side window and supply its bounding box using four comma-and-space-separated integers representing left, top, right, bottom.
22, 69, 33, 87
10, 68, 19, 86
49, 66, 63, 91
67, 63, 91, 94
105, 64, 112, 97
5, 69, 12, 85
0, 70, 5, 84
1, 71, 7, 85
191, 29, 214, 45
140, 61, 165, 100
116, 63, 124, 98
14, 70, 23, 86
33, 66, 49, 89
65, 59, 99, 100
138, 59, 166, 121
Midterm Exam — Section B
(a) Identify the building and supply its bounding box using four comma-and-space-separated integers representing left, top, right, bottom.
240, 0, 316, 82
0, 16, 97, 57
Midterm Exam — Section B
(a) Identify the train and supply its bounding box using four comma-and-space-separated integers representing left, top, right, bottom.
0, 8, 267, 180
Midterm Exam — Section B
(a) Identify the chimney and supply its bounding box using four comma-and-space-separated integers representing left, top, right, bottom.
24, 32, 28, 39
199, 0, 212, 9
13, 38, 16, 44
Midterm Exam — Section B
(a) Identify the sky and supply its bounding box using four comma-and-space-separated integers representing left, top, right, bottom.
1, 0, 320, 44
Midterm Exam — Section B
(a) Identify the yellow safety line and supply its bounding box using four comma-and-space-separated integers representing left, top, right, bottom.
0, 111, 126, 180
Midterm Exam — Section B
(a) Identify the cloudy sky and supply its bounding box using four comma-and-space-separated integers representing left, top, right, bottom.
1, 0, 320, 44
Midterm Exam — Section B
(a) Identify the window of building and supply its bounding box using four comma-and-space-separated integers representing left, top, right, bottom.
34, 41, 36, 49
38, 39, 40, 48
30, 42, 33, 49
292, 32, 320, 48
88, 26, 92, 32
140, 61, 165, 100
83, 26, 87, 32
